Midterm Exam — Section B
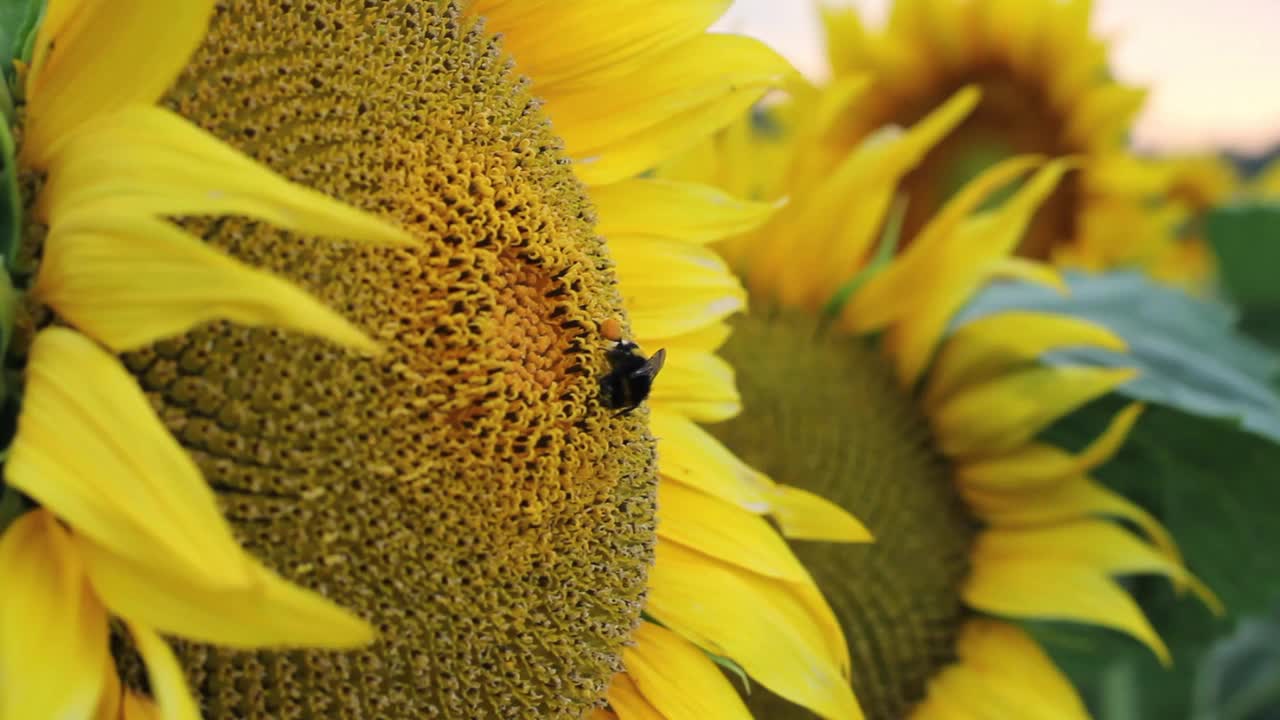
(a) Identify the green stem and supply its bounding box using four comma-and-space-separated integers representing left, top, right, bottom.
1099, 659, 1140, 720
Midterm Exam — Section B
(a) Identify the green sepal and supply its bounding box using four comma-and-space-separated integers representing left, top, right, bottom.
702, 648, 751, 695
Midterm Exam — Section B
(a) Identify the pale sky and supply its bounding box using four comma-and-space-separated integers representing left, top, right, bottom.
716, 0, 1280, 155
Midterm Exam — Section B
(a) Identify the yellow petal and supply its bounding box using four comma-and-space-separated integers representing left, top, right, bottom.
820, 6, 877, 76
469, 0, 729, 89
957, 619, 1089, 716
933, 366, 1138, 457
646, 542, 864, 720
961, 476, 1179, 562
127, 623, 199, 720
35, 212, 378, 353
624, 621, 753, 720
925, 311, 1127, 409
920, 0, 980, 71
988, 0, 1049, 76
39, 105, 414, 246
0, 509, 108, 720
640, 320, 732, 355
915, 620, 1088, 720
959, 403, 1145, 490
885, 159, 1074, 385
846, 155, 1042, 333
981, 257, 1068, 293
121, 693, 161, 720
769, 87, 980, 309
94, 655, 124, 720
593, 178, 780, 244
647, 346, 741, 423
1067, 85, 1147, 149
606, 672, 666, 720
7, 328, 254, 590
80, 534, 374, 649
24, 0, 216, 164
806, 75, 873, 148
657, 481, 809, 582
965, 521, 1216, 664
612, 238, 746, 339
766, 484, 874, 543
651, 408, 772, 512
554, 34, 794, 185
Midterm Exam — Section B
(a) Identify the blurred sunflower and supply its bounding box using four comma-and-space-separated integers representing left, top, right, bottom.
1145, 154, 1239, 288
814, 0, 1164, 273
1251, 156, 1280, 197
665, 94, 1221, 718
2, 0, 870, 718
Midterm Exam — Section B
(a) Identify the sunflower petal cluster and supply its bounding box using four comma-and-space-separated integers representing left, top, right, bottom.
664, 72, 1221, 716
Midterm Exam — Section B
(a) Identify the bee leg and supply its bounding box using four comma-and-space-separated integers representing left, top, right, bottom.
612, 406, 637, 418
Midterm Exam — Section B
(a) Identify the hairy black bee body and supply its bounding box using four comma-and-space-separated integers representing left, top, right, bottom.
599, 340, 666, 416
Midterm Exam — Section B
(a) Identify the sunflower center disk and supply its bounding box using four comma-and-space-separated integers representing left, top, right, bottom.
711, 311, 975, 720
114, 2, 657, 717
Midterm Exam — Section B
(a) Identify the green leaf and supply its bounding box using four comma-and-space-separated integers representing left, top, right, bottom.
953, 271, 1280, 442
1207, 202, 1280, 308
1207, 202, 1280, 358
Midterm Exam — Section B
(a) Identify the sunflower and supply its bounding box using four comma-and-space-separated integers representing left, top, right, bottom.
813, 0, 1166, 274
1145, 154, 1239, 288
3, 1, 870, 717
662, 93, 1221, 718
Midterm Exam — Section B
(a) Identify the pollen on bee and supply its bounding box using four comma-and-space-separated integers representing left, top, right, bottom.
599, 316, 623, 342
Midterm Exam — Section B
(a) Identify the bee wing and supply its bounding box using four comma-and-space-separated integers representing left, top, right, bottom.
633, 348, 666, 379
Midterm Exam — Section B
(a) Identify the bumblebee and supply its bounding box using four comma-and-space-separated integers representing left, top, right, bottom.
599, 339, 666, 416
